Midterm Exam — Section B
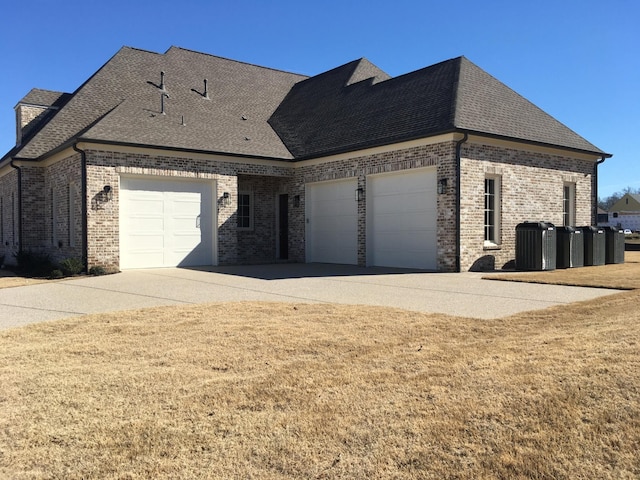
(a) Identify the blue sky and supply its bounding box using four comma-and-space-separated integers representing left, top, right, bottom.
1, 0, 637, 198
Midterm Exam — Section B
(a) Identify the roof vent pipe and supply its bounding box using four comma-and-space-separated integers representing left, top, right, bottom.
161, 92, 170, 115
204, 79, 208, 99
160, 71, 165, 91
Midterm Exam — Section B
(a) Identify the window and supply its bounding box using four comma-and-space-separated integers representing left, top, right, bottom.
69, 184, 76, 247
563, 183, 576, 226
484, 176, 501, 245
237, 192, 253, 230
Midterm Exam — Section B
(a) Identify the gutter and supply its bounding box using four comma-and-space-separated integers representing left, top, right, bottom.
72, 144, 89, 272
454, 132, 468, 272
9, 160, 22, 254
594, 155, 607, 224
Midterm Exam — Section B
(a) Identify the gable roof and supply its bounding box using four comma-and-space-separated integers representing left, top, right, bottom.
3, 48, 609, 164
610, 193, 640, 212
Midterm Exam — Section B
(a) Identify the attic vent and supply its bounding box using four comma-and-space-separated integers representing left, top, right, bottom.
147, 71, 167, 91
161, 92, 170, 115
191, 79, 209, 99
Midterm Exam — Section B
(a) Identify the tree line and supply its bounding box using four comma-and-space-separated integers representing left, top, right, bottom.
598, 186, 640, 211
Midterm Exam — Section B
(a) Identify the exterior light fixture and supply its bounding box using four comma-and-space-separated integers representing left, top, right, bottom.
438, 178, 448, 195
293, 195, 300, 208
222, 191, 230, 207
356, 187, 364, 202
92, 185, 113, 210
102, 185, 113, 202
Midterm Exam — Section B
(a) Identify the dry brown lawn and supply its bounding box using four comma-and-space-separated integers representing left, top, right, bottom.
1, 255, 639, 479
485, 251, 640, 290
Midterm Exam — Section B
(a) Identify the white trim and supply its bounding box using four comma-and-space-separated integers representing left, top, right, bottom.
236, 191, 254, 231
483, 175, 502, 247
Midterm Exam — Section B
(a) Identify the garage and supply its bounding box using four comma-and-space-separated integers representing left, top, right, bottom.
119, 176, 215, 269
367, 168, 437, 269
305, 178, 358, 264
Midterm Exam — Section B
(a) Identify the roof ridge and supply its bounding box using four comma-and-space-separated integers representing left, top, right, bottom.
165, 46, 308, 78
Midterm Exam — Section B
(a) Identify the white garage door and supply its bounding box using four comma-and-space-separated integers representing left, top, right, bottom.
367, 168, 437, 269
120, 177, 215, 269
306, 178, 358, 264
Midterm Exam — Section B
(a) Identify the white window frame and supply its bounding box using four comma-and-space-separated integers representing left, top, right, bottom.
237, 191, 254, 231
484, 175, 501, 246
563, 182, 576, 227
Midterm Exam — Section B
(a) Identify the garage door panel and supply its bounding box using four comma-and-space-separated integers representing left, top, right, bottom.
306, 179, 358, 265
120, 177, 215, 269
367, 168, 437, 270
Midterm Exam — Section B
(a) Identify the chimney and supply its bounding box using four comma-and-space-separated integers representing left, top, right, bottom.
15, 103, 50, 145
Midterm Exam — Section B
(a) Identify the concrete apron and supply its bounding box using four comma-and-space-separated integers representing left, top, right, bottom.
0, 264, 621, 330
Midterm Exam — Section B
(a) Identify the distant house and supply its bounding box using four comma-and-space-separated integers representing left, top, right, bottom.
0, 46, 611, 272
608, 194, 640, 231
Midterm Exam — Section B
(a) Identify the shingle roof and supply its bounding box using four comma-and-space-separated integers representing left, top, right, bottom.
16, 88, 72, 108
453, 58, 604, 153
269, 58, 459, 158
270, 56, 608, 158
10, 46, 307, 160
4, 48, 608, 163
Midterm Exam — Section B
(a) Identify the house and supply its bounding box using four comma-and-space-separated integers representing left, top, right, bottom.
608, 194, 640, 231
0, 46, 611, 272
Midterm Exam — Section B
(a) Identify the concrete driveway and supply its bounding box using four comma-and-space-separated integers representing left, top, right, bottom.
0, 263, 620, 330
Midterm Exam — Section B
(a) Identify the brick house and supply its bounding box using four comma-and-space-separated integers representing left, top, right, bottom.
0, 46, 610, 272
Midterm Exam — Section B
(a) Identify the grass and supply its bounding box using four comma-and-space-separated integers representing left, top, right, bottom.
485, 251, 640, 290
1, 255, 639, 479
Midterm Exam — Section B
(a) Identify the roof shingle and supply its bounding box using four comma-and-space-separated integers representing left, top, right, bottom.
4, 48, 608, 163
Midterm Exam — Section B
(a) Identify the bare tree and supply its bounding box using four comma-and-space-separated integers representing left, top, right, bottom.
598, 186, 640, 211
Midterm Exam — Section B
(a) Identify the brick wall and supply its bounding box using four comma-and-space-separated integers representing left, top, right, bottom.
3, 139, 596, 273
44, 154, 84, 265
84, 149, 294, 270
291, 142, 458, 270
0, 170, 19, 265
459, 142, 595, 271
15, 105, 49, 143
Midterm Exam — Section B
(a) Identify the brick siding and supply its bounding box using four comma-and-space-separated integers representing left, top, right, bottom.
1, 138, 597, 273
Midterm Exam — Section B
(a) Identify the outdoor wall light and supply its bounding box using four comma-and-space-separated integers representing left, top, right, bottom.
222, 191, 231, 207
103, 185, 112, 201
293, 195, 300, 208
356, 187, 364, 202
437, 178, 448, 195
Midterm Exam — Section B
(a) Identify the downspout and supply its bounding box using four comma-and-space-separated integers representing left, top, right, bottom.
454, 132, 468, 272
594, 155, 606, 225
9, 160, 23, 254
72, 143, 89, 272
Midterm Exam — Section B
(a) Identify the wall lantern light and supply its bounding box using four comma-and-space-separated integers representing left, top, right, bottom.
222, 191, 231, 207
293, 195, 300, 208
356, 187, 364, 202
437, 178, 448, 195
92, 185, 113, 210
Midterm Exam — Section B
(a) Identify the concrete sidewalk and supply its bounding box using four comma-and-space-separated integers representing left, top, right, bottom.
0, 264, 621, 330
